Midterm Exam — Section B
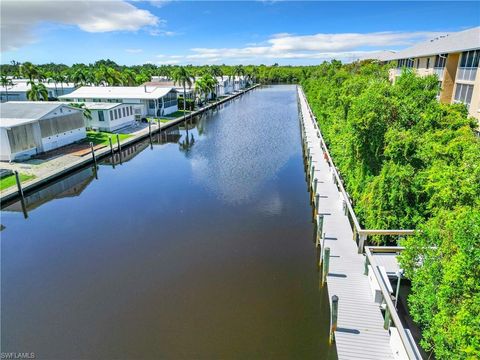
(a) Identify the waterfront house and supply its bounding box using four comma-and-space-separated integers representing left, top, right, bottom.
147, 79, 195, 99
59, 86, 178, 119
0, 102, 85, 161
0, 79, 76, 102
83, 102, 135, 132
384, 27, 480, 122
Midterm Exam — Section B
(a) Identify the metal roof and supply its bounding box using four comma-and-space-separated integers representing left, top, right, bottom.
58, 86, 177, 100
0, 101, 80, 128
382, 27, 480, 61
82, 102, 123, 110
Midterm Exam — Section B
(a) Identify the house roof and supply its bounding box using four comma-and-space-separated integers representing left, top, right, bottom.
0, 101, 80, 128
59, 86, 176, 100
82, 102, 123, 110
382, 27, 480, 61
0, 81, 76, 93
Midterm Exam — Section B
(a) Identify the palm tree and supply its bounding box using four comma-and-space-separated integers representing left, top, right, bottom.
69, 102, 92, 126
172, 67, 194, 121
232, 65, 246, 91
26, 82, 48, 101
72, 68, 87, 87
195, 77, 208, 105
122, 69, 137, 86
20, 62, 39, 82
1, 76, 14, 102
208, 67, 223, 97
0, 76, 13, 102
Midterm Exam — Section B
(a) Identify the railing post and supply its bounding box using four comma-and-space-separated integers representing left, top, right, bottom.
116, 134, 121, 153
310, 164, 315, 184
314, 193, 320, 215
330, 295, 339, 344
313, 177, 318, 196
358, 234, 367, 254
364, 255, 370, 275
322, 247, 330, 287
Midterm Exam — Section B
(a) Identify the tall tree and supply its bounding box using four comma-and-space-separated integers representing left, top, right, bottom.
172, 67, 194, 121
1, 76, 14, 102
26, 82, 48, 101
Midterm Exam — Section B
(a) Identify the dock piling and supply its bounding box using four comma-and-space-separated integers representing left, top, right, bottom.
90, 142, 98, 179
108, 137, 115, 168
330, 295, 339, 344
316, 215, 324, 247
322, 247, 330, 287
14, 170, 24, 199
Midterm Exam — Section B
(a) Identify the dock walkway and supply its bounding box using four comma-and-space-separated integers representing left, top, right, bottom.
297, 87, 394, 360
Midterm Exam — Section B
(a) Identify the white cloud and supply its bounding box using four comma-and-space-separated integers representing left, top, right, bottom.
125, 48, 143, 53
177, 30, 447, 64
1, 0, 161, 52
149, 29, 177, 36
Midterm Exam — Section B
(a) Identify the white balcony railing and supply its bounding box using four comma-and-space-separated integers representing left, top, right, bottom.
433, 67, 444, 80
457, 67, 478, 82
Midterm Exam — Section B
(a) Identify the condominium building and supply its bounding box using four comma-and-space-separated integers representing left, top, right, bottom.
385, 27, 480, 122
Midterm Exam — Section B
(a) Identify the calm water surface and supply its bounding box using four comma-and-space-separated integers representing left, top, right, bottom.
1, 86, 337, 359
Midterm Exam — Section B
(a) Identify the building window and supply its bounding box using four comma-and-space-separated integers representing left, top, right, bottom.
129, 106, 133, 115
123, 107, 126, 117
457, 50, 479, 81
416, 59, 420, 69
110, 110, 114, 120
454, 83, 474, 107
434, 54, 447, 68
148, 100, 155, 109
98, 111, 105, 122
426, 58, 430, 69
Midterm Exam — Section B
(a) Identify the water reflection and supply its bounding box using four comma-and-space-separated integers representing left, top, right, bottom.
190, 86, 298, 204
0, 86, 336, 359
3, 167, 94, 213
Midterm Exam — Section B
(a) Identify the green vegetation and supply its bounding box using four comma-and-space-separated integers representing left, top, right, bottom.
302, 61, 480, 359
0, 173, 35, 191
86, 131, 131, 146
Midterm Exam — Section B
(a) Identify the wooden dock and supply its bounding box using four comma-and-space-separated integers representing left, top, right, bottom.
298, 87, 395, 360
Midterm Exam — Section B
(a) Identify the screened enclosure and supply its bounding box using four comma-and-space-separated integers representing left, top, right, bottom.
39, 113, 84, 138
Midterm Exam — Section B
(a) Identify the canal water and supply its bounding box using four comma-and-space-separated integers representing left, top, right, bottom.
1, 86, 337, 359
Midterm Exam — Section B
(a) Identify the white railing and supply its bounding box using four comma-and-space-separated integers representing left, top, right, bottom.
365, 247, 423, 360
456, 67, 477, 82
433, 67, 444, 80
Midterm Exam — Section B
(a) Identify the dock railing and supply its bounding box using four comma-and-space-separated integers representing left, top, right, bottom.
365, 246, 423, 360
298, 86, 415, 253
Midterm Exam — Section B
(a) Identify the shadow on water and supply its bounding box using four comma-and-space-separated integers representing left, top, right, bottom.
1, 86, 337, 359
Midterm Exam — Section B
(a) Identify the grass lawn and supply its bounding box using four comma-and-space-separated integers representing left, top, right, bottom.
86, 131, 131, 146
0, 173, 35, 191
165, 110, 191, 118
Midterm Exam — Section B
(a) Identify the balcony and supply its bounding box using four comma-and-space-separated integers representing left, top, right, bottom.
457, 67, 478, 82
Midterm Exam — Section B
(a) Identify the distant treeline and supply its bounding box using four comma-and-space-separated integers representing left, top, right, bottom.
0, 59, 313, 85
302, 61, 480, 359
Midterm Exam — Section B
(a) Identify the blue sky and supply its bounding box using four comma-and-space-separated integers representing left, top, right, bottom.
1, 1, 479, 65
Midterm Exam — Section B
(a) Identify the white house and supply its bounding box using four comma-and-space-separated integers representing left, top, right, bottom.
216, 77, 234, 96
0, 79, 77, 102
0, 102, 86, 161
59, 86, 178, 119
83, 102, 135, 132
